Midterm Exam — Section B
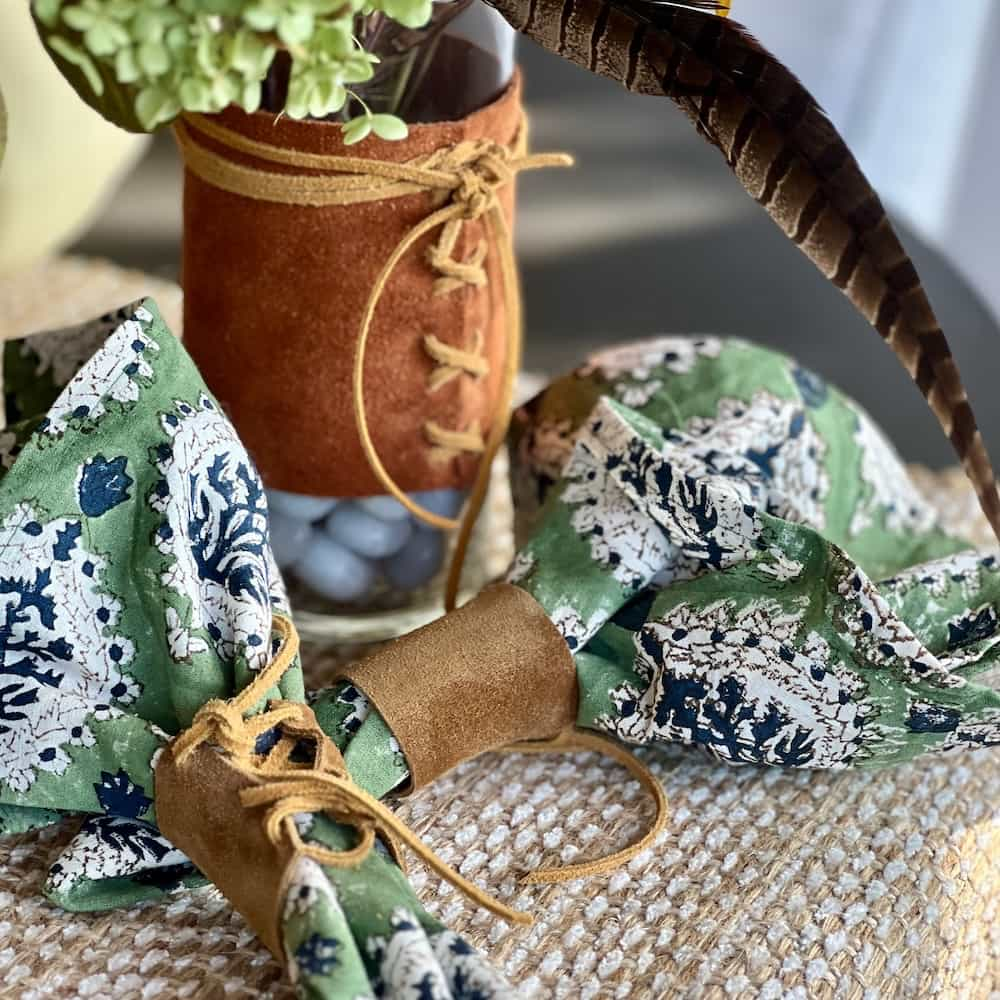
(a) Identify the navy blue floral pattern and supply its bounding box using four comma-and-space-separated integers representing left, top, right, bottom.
599, 599, 869, 768
77, 455, 132, 516
0, 503, 138, 793
295, 934, 342, 977
510, 336, 1000, 773
149, 394, 280, 667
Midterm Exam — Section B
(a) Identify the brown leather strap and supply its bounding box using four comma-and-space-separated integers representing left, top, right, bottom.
180, 76, 524, 498
332, 582, 579, 791
155, 724, 317, 959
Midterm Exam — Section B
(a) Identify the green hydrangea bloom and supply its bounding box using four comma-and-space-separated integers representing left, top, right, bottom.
31, 0, 430, 137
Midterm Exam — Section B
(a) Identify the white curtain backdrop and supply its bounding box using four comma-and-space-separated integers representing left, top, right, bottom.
736, 0, 1000, 321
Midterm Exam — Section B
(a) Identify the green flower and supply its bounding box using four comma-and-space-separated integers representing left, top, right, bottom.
30, 0, 432, 134
61, 0, 134, 57
285, 21, 373, 120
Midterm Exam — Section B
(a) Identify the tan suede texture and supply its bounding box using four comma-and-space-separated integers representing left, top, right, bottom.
181, 77, 523, 497
155, 739, 296, 960
332, 583, 579, 791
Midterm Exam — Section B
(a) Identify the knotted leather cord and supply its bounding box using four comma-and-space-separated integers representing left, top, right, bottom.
174, 113, 572, 611
171, 615, 303, 765
172, 613, 531, 926
170, 613, 669, 927
424, 330, 489, 393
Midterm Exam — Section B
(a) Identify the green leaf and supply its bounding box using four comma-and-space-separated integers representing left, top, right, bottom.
228, 29, 273, 76
83, 20, 130, 58
163, 24, 190, 56
304, 77, 345, 118
135, 85, 181, 130
47, 36, 105, 96
374, 0, 433, 30
369, 113, 407, 141
114, 46, 140, 83
284, 77, 312, 120
277, 9, 315, 46
60, 7, 99, 32
193, 32, 218, 76
136, 40, 170, 77
311, 21, 353, 60
239, 79, 263, 114
32, 8, 148, 132
32, 0, 65, 27
210, 74, 240, 109
342, 115, 372, 146
132, 10, 168, 44
242, 4, 279, 32
178, 77, 213, 113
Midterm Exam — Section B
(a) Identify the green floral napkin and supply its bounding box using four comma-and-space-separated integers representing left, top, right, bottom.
6, 304, 1000, 999
508, 337, 1000, 769
0, 301, 513, 999
322, 336, 1000, 795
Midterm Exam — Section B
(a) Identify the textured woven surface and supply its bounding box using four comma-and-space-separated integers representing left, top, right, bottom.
2, 259, 1000, 999
0, 256, 183, 343
5, 699, 1000, 999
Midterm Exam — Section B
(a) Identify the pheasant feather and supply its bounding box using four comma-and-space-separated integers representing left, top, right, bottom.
487, 0, 1000, 542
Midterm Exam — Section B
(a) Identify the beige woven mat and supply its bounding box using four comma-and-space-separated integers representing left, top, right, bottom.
0, 257, 183, 343
2, 259, 1000, 1000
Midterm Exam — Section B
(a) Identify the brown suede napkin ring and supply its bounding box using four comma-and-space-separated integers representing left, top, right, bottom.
154, 612, 542, 963
155, 731, 301, 958
331, 582, 580, 791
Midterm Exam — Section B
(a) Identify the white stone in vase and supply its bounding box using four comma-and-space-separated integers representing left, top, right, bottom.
325, 503, 412, 559
294, 533, 376, 602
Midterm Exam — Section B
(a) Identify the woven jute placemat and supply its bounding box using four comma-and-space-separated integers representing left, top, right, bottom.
0, 256, 183, 343
2, 258, 1000, 999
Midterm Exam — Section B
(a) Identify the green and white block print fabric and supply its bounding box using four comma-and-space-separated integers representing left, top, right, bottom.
0, 301, 297, 831
311, 334, 1000, 858
5, 306, 1000, 999
0, 301, 513, 999
507, 336, 1000, 770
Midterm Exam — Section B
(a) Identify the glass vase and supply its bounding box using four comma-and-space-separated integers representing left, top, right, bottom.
180, 5, 519, 644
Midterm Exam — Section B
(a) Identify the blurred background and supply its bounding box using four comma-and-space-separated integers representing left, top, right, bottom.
3, 0, 998, 467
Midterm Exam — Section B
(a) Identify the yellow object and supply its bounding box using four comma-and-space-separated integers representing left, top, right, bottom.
174, 113, 572, 611
0, 5, 148, 273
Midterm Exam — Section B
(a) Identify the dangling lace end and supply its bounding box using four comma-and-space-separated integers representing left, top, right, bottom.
498, 729, 669, 887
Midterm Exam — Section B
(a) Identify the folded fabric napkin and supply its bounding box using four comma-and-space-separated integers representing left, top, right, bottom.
504, 337, 1000, 768
323, 335, 1000, 801
0, 301, 513, 999
5, 308, 1000, 1000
